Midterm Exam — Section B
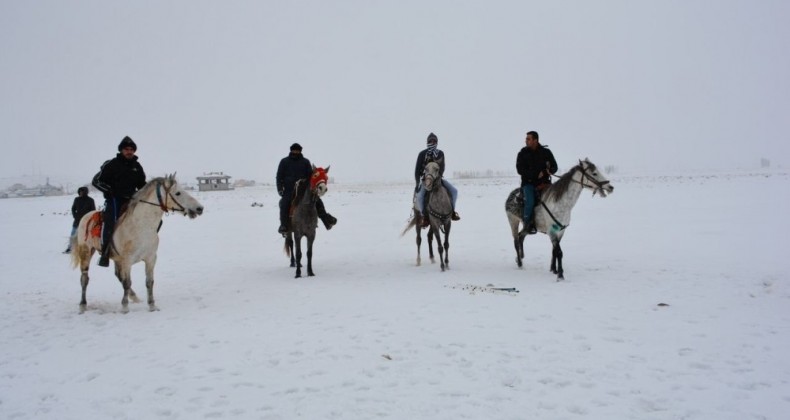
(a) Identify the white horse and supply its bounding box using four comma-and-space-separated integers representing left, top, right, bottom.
70, 174, 204, 313
505, 159, 614, 280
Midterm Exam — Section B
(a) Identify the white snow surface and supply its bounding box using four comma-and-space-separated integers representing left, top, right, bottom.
1, 171, 789, 420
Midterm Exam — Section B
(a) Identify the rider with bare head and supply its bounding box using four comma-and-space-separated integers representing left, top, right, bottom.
516, 131, 558, 234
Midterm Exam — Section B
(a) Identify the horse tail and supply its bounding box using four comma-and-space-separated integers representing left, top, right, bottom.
283, 234, 293, 258
400, 215, 418, 237
69, 235, 81, 269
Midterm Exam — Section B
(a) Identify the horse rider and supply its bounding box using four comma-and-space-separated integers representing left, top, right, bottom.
414, 132, 460, 228
63, 186, 96, 254
92, 136, 147, 267
516, 130, 558, 234
276, 143, 337, 235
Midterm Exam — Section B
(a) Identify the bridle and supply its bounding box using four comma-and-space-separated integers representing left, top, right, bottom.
574, 161, 611, 196
139, 180, 187, 214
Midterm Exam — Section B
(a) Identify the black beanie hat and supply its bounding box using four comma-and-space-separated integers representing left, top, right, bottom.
427, 132, 438, 144
290, 143, 303, 152
118, 136, 137, 152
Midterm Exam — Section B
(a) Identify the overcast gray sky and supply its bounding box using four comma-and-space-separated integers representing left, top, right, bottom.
2, 0, 788, 186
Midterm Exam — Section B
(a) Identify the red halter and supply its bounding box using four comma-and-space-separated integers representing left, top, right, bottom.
310, 167, 329, 191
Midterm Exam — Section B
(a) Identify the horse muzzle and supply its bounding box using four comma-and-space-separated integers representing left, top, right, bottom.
597, 184, 614, 197
187, 206, 204, 218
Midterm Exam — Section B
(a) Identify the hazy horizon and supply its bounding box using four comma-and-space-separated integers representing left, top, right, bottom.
2, 1, 788, 187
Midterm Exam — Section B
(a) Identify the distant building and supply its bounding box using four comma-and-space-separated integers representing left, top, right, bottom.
196, 172, 234, 191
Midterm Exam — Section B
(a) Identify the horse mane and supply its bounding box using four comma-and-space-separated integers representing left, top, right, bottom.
543, 164, 580, 202
292, 178, 309, 207
122, 176, 174, 217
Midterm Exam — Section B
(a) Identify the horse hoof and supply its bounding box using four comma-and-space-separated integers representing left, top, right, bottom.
79, 305, 86, 314
149, 305, 160, 312
121, 306, 130, 314
308, 272, 315, 277
290, 262, 296, 268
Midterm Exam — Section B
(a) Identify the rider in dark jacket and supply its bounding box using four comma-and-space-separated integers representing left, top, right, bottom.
276, 143, 336, 235
516, 131, 558, 234
64, 186, 96, 253
92, 136, 146, 266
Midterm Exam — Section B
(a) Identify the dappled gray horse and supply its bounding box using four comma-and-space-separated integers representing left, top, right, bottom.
505, 159, 614, 280
284, 165, 329, 278
422, 161, 453, 271
70, 175, 204, 313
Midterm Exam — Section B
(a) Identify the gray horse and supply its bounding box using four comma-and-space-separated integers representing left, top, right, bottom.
505, 158, 614, 280
421, 162, 453, 271
284, 165, 329, 278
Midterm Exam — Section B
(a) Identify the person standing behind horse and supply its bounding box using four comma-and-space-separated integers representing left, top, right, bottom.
92, 136, 146, 267
414, 132, 460, 228
276, 143, 337, 235
63, 186, 96, 254
516, 130, 558, 234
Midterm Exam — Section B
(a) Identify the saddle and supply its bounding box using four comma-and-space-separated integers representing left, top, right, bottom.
83, 203, 131, 243
84, 212, 103, 240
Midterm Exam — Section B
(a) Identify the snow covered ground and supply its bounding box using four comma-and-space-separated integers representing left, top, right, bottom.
1, 169, 789, 420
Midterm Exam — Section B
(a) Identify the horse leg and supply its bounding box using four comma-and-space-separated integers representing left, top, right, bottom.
443, 223, 451, 269
554, 241, 564, 281
509, 216, 523, 267
115, 264, 132, 313
436, 227, 446, 272
427, 226, 436, 263
294, 233, 303, 278
550, 237, 564, 280
415, 224, 422, 266
289, 233, 296, 268
144, 255, 159, 311
78, 248, 93, 313
306, 233, 315, 277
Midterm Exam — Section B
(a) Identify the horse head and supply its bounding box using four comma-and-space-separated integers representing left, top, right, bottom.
161, 174, 205, 218
310, 164, 330, 197
423, 162, 442, 191
578, 159, 614, 197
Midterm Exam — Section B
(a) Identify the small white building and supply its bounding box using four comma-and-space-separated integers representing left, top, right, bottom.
196, 172, 234, 192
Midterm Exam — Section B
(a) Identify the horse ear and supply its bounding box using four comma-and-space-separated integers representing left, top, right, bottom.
312, 163, 316, 171
325, 165, 330, 173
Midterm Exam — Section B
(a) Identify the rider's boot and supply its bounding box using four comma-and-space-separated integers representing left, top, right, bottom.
451, 211, 460, 221
526, 219, 537, 235
97, 243, 111, 267
320, 213, 337, 230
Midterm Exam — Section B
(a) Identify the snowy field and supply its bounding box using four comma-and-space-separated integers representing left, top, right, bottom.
1, 169, 789, 420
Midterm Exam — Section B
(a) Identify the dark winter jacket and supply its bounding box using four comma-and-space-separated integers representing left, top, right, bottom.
71, 195, 96, 227
516, 145, 558, 187
276, 152, 312, 195
92, 154, 147, 200
414, 149, 446, 186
